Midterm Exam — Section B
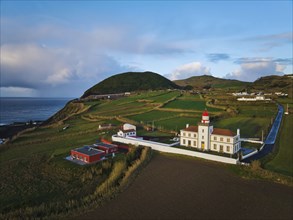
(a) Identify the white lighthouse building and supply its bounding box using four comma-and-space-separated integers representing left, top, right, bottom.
180, 110, 241, 154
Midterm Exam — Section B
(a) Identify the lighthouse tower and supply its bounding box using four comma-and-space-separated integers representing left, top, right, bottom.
201, 110, 210, 123
198, 110, 213, 151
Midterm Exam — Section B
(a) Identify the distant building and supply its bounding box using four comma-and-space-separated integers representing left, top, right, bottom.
117, 123, 137, 137
71, 146, 105, 164
180, 111, 241, 155
237, 96, 271, 101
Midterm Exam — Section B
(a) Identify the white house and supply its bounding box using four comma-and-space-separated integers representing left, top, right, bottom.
117, 123, 137, 137
180, 111, 241, 155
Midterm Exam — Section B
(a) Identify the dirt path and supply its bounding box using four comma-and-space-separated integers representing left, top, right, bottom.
78, 153, 293, 220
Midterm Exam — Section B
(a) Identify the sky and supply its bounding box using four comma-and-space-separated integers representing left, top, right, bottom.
1, 1, 292, 97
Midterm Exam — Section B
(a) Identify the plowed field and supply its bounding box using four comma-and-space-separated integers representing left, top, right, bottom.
79, 153, 293, 220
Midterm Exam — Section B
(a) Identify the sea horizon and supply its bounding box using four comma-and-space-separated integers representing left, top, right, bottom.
0, 97, 73, 125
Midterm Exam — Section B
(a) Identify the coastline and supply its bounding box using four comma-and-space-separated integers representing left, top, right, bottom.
0, 121, 43, 139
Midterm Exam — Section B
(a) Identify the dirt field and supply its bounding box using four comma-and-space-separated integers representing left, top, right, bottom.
77, 153, 293, 220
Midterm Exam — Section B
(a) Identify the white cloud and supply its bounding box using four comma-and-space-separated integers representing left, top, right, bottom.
225, 58, 285, 81
0, 43, 135, 96
0, 86, 38, 97
167, 62, 211, 80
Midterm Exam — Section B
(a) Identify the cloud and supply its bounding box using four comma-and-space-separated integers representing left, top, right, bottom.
0, 17, 193, 97
167, 62, 211, 80
225, 57, 288, 82
1, 17, 190, 55
245, 32, 293, 51
206, 53, 230, 63
0, 86, 38, 97
234, 57, 293, 65
0, 43, 134, 97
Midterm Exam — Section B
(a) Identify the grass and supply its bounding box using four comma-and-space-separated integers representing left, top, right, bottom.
264, 109, 293, 176
213, 117, 271, 138
163, 99, 221, 112
1, 90, 290, 218
127, 110, 180, 122
156, 116, 201, 131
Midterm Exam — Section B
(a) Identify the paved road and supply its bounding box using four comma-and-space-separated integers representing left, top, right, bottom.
242, 104, 284, 163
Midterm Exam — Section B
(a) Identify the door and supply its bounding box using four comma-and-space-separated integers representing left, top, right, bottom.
201, 141, 205, 150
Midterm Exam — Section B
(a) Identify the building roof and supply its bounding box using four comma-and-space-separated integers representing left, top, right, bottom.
182, 125, 198, 132
202, 110, 209, 116
72, 146, 104, 156
212, 128, 235, 137
94, 142, 118, 149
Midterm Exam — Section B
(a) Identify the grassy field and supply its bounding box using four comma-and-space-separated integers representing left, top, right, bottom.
128, 110, 180, 122
163, 99, 220, 112
1, 90, 290, 218
264, 98, 293, 176
213, 117, 271, 138
156, 116, 201, 131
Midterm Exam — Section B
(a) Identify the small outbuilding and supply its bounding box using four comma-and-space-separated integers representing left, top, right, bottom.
71, 146, 105, 164
117, 123, 137, 137
94, 142, 118, 154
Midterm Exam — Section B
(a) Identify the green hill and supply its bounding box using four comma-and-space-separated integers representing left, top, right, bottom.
252, 75, 292, 95
82, 71, 180, 98
174, 75, 250, 90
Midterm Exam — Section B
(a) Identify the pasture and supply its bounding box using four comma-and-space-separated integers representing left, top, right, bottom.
163, 99, 220, 112
264, 99, 293, 176
213, 117, 271, 138
1, 89, 289, 218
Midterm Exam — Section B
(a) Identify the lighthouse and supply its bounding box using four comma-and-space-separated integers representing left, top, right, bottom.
201, 110, 210, 123
198, 110, 213, 151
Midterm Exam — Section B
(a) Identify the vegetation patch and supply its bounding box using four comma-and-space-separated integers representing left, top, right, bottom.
0, 146, 153, 219
264, 109, 293, 176
163, 99, 220, 112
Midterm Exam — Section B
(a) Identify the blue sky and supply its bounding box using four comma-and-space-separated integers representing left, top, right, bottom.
1, 1, 292, 97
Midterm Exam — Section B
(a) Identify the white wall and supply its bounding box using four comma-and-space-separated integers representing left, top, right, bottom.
241, 149, 258, 160
112, 135, 238, 165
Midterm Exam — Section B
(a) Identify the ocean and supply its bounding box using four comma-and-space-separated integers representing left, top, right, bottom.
0, 97, 73, 125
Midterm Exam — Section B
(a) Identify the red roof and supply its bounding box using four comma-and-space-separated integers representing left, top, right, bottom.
212, 128, 235, 137
182, 125, 198, 132
202, 110, 209, 116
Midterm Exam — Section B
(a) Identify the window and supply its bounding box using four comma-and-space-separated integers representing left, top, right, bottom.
182, 132, 185, 137
226, 146, 230, 152
188, 140, 191, 146
193, 133, 196, 138
188, 133, 191, 137
227, 138, 230, 143
214, 136, 217, 141
213, 144, 217, 150
202, 136, 204, 139
202, 129, 204, 132
194, 141, 196, 147
220, 137, 223, 142
220, 145, 223, 152
183, 139, 186, 145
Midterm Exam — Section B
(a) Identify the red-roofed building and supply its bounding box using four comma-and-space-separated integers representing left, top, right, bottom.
180, 111, 241, 154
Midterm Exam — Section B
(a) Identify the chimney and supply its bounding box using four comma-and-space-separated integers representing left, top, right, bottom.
186, 124, 189, 128
237, 129, 240, 136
